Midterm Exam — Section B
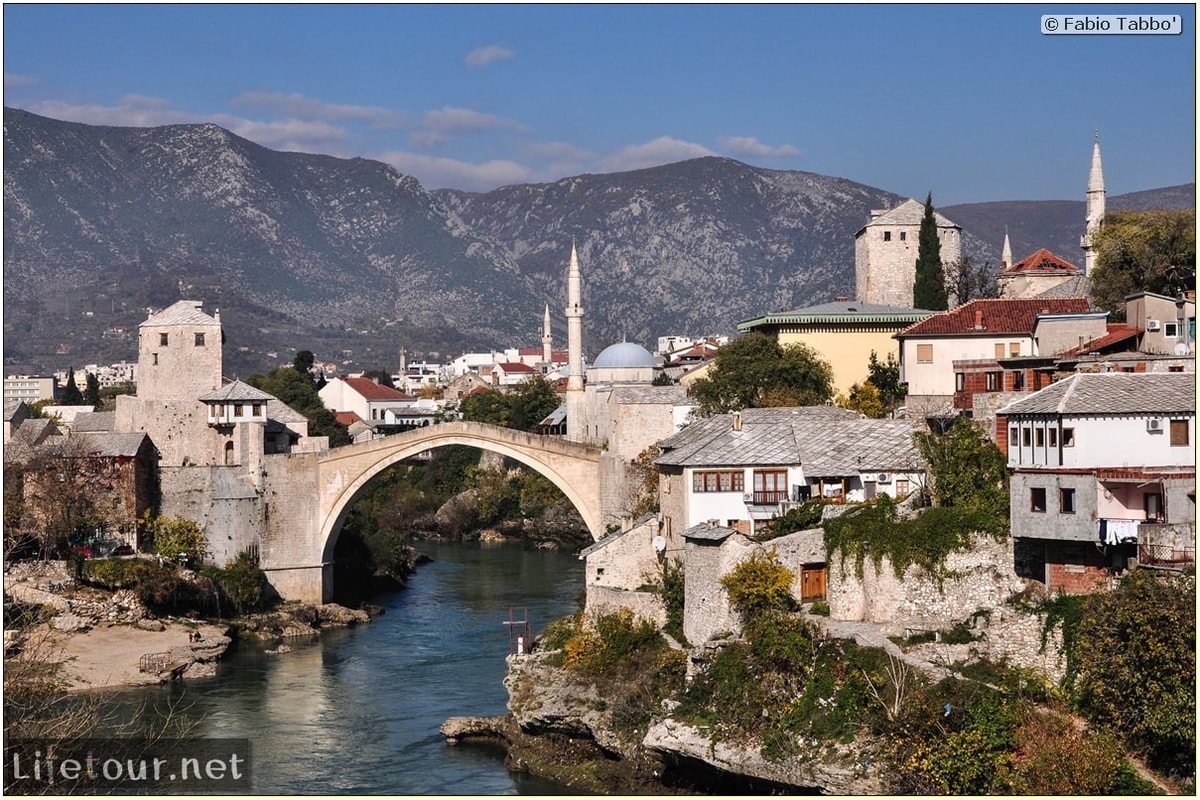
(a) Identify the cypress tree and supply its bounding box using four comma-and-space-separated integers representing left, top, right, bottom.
60, 367, 83, 405
913, 192, 949, 310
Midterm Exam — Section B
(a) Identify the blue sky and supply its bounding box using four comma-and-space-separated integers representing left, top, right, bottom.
3, 4, 1195, 204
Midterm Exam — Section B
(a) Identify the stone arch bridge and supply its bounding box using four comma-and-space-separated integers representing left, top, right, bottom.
263, 421, 603, 603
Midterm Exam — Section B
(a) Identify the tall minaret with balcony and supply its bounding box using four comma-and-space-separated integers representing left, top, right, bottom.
542, 304, 553, 364
565, 241, 586, 442
1081, 132, 1106, 275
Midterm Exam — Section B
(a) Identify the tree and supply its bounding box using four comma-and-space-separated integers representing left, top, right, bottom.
459, 388, 511, 427
293, 349, 316, 374
913, 192, 948, 310
913, 415, 1007, 515
246, 367, 350, 447
361, 369, 395, 388
945, 255, 999, 305
140, 513, 208, 566
1073, 569, 1195, 777
60, 368, 83, 405
507, 375, 561, 432
835, 380, 886, 418
83, 372, 101, 408
8, 432, 111, 560
690, 333, 833, 415
1091, 209, 1196, 320
867, 350, 906, 416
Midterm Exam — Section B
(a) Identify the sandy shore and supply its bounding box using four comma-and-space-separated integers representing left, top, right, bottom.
26, 621, 232, 693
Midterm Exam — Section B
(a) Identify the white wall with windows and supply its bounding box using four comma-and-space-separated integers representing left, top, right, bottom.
1006, 414, 1194, 469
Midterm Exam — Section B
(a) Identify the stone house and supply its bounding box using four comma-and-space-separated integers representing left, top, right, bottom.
655, 406, 923, 538
319, 375, 417, 422
579, 513, 670, 627
998, 372, 1196, 592
737, 300, 933, 397
996, 248, 1084, 300
896, 297, 1093, 418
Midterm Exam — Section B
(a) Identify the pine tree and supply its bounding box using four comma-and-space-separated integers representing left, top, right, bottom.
60, 367, 83, 405
913, 192, 948, 310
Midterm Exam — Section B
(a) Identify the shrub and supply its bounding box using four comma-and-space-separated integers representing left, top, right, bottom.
206, 551, 269, 615
720, 549, 796, 621
139, 513, 207, 566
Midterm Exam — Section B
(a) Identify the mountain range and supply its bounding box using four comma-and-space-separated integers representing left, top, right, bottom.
3, 107, 1193, 378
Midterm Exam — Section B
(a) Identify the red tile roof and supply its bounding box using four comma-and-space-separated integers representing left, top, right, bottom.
341, 376, 413, 401
335, 411, 364, 426
1059, 324, 1142, 357
495, 362, 537, 373
899, 298, 1092, 337
1001, 248, 1081, 275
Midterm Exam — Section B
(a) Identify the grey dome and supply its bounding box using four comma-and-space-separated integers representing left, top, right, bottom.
592, 342, 656, 369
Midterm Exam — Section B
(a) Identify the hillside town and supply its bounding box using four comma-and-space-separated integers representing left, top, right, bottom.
4, 136, 1195, 793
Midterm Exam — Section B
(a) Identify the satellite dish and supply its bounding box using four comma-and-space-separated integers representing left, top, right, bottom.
1174, 343, 1191, 356
652, 536, 666, 554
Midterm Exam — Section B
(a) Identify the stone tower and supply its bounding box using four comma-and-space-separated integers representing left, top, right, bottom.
854, 198, 961, 308
1080, 132, 1106, 275
542, 304, 553, 364
1001, 228, 1013, 270
565, 241, 587, 442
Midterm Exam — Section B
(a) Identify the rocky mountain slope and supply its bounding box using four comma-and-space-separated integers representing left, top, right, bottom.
4, 107, 1192, 377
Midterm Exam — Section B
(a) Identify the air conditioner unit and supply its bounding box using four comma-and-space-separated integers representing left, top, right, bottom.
1147, 418, 1164, 432
1146, 320, 1161, 331
743, 494, 753, 503
877, 473, 891, 483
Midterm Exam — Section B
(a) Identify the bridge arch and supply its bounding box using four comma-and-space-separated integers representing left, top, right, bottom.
316, 421, 603, 565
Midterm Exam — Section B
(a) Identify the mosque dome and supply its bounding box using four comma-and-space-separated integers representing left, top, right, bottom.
592, 342, 656, 369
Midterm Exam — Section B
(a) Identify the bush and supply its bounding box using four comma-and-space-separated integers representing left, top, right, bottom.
139, 513, 207, 566
205, 551, 269, 615
720, 549, 796, 621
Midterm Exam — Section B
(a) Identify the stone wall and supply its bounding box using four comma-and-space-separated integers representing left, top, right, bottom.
584, 586, 666, 628
261, 451, 326, 603
826, 534, 1026, 635
683, 533, 756, 645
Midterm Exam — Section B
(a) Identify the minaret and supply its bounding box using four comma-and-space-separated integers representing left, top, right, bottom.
565, 241, 586, 441
1001, 228, 1012, 270
1081, 131, 1106, 275
542, 304, 552, 363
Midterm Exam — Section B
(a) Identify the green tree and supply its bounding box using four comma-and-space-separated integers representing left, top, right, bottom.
912, 192, 948, 311
691, 333, 834, 415
720, 549, 796, 621
459, 388, 511, 427
914, 415, 1007, 515
60, 368, 83, 405
83, 372, 101, 408
140, 513, 208, 566
1091, 209, 1196, 320
835, 380, 886, 419
246, 367, 350, 446
293, 349, 316, 374
507, 375, 561, 432
1073, 569, 1195, 777
361, 369, 395, 388
867, 350, 906, 416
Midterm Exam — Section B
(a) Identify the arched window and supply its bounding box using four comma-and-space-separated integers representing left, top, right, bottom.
224, 441, 235, 466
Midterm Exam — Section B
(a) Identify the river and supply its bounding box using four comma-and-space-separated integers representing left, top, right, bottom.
99, 541, 584, 794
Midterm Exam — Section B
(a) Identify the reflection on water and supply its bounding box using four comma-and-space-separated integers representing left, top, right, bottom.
99, 541, 584, 794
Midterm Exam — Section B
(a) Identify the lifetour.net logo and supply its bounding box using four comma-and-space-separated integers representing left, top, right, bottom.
4, 738, 252, 793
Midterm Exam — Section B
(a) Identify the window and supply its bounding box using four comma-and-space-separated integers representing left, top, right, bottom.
152, 353, 158, 366
693, 470, 744, 493
252, 403, 263, 416
986, 372, 1002, 392
955, 372, 965, 392
916, 344, 933, 363
1009, 427, 1019, 447
1060, 488, 1076, 514
1170, 419, 1189, 446
883, 231, 892, 242
1010, 342, 1021, 357
1163, 322, 1179, 338
1012, 370, 1025, 391
1035, 427, 1045, 447
899, 231, 907, 242
994, 343, 1006, 359
1062, 428, 1075, 446
195, 332, 205, 346
753, 470, 789, 504
160, 333, 169, 346
233, 404, 244, 417
1022, 427, 1032, 446
1169, 365, 1185, 373
1030, 487, 1047, 513
1048, 428, 1058, 447
894, 479, 910, 497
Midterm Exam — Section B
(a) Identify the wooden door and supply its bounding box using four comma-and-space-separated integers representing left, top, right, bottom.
800, 565, 827, 602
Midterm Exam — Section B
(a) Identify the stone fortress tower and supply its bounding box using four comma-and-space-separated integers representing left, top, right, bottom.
854, 198, 961, 308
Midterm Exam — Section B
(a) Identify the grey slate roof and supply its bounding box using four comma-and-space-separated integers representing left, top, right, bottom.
609, 386, 691, 404
656, 406, 920, 474
999, 373, 1196, 417
77, 432, 152, 458
267, 398, 307, 424
1035, 274, 1093, 300
70, 411, 116, 433
857, 198, 959, 232
681, 521, 739, 542
199, 380, 275, 403
142, 300, 216, 327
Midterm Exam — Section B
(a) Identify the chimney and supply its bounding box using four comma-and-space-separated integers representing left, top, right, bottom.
732, 411, 743, 432
974, 309, 984, 330
835, 296, 848, 302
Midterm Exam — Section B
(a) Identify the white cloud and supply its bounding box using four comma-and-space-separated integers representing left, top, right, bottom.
465, 45, 514, 67
377, 149, 536, 192
718, 135, 802, 158
26, 95, 196, 128
229, 92, 406, 129
597, 136, 714, 173
4, 73, 39, 89
210, 114, 350, 152
421, 106, 524, 135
